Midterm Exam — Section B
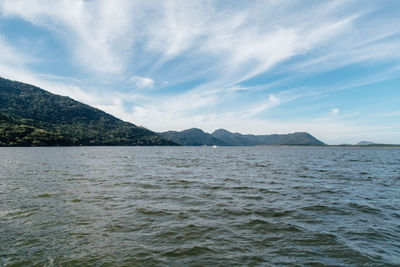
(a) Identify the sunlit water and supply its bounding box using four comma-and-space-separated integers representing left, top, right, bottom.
1, 146, 399, 266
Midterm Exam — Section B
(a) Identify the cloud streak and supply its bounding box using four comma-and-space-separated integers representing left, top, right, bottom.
1, 0, 400, 143
130, 76, 155, 89
0, 0, 137, 73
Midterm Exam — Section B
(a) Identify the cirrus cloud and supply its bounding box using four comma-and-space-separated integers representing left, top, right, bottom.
1, 0, 400, 144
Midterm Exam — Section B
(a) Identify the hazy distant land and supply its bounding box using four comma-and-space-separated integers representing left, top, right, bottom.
159, 128, 326, 146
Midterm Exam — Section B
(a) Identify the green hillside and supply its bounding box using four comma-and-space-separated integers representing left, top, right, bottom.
160, 128, 229, 146
0, 77, 177, 146
160, 128, 325, 146
212, 129, 325, 146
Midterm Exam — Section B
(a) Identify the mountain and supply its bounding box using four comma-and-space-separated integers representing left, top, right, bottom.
159, 128, 229, 146
212, 129, 325, 146
356, 141, 375, 145
160, 128, 325, 146
0, 77, 177, 146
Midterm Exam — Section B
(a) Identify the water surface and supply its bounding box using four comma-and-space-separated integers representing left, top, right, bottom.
1, 146, 399, 266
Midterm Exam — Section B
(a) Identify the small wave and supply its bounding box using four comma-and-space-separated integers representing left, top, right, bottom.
293, 232, 339, 246
254, 163, 272, 168
246, 218, 271, 226
34, 193, 54, 198
348, 202, 382, 215
164, 245, 216, 257
302, 204, 352, 215
0, 209, 23, 218
345, 228, 398, 241
106, 224, 138, 233
138, 183, 161, 189
254, 209, 293, 218
136, 207, 172, 216
238, 218, 302, 233
298, 175, 315, 178
222, 208, 253, 217
70, 198, 83, 203
166, 179, 196, 186
244, 195, 263, 200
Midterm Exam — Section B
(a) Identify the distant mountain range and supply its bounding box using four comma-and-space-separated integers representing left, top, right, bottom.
0, 77, 177, 146
356, 141, 375, 145
160, 128, 325, 146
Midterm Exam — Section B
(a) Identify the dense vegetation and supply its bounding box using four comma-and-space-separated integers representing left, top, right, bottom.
0, 77, 177, 146
160, 128, 325, 146
212, 129, 325, 146
160, 128, 229, 146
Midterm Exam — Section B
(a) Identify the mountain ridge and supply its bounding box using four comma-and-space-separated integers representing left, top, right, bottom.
160, 128, 229, 146
356, 141, 375, 145
160, 128, 325, 146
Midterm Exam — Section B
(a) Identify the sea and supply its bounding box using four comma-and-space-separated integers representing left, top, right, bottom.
0, 146, 399, 266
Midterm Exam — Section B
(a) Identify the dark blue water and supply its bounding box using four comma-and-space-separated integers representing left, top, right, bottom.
1, 146, 399, 266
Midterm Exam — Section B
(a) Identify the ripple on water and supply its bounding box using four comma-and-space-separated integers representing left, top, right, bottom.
164, 245, 216, 258
34, 193, 55, 198
347, 202, 383, 216
302, 204, 353, 216
0, 146, 399, 266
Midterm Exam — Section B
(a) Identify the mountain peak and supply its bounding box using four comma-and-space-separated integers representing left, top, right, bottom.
212, 128, 232, 135
356, 141, 375, 145
182, 128, 206, 133
160, 128, 227, 146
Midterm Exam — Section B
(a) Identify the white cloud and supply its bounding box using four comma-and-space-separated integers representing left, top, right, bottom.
243, 95, 281, 118
1, 1, 400, 144
130, 76, 155, 89
0, 36, 33, 67
0, 34, 119, 110
330, 108, 340, 115
0, 0, 136, 73
1, 0, 397, 81
145, 1, 213, 61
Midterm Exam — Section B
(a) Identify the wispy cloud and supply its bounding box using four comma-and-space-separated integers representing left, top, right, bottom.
2, 0, 397, 80
330, 108, 340, 116
0, 36, 32, 68
130, 76, 155, 89
242, 95, 281, 118
0, 0, 136, 73
1, 0, 400, 143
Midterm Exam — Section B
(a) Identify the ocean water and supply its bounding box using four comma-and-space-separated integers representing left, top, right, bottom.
0, 146, 399, 266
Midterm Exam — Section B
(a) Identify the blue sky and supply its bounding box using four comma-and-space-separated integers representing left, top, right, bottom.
0, 0, 399, 144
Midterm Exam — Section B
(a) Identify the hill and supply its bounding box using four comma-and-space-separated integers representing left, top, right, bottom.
356, 141, 375, 145
160, 128, 325, 146
160, 128, 229, 146
0, 77, 177, 146
212, 129, 325, 146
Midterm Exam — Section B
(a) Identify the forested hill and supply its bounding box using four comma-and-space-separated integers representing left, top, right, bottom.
0, 77, 177, 146
160, 128, 325, 146
160, 128, 229, 146
211, 129, 325, 146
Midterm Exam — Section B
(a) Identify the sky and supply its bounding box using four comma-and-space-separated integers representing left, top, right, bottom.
0, 0, 399, 145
